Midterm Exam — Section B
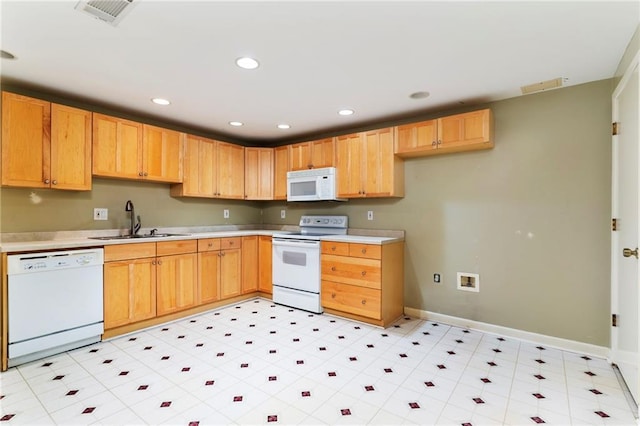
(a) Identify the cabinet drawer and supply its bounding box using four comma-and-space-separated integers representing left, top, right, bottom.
321, 254, 381, 289
104, 242, 156, 262
221, 237, 241, 250
321, 281, 381, 320
198, 238, 221, 252
349, 243, 381, 260
321, 241, 349, 256
157, 240, 197, 256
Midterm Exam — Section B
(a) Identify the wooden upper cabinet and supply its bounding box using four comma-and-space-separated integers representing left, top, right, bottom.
171, 134, 216, 197
217, 142, 245, 199
290, 138, 335, 170
142, 124, 183, 183
395, 119, 438, 155
1, 92, 91, 190
92, 113, 143, 180
336, 128, 403, 199
171, 137, 244, 199
438, 109, 492, 150
273, 145, 289, 200
395, 109, 493, 157
93, 115, 183, 183
244, 147, 273, 200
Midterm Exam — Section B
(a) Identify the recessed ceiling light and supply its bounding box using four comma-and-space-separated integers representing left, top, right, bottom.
229, 121, 244, 127
338, 109, 354, 116
151, 98, 170, 106
0, 50, 16, 60
277, 124, 291, 129
409, 91, 430, 99
236, 57, 260, 70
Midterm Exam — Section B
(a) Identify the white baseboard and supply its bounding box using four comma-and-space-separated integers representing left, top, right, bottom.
404, 307, 610, 360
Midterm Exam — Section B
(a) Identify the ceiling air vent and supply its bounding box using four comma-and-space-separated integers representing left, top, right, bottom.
74, 0, 137, 26
520, 78, 565, 95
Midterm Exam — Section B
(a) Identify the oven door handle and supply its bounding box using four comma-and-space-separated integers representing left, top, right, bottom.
272, 238, 320, 248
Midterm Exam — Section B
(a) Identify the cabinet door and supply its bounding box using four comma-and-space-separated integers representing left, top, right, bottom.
92, 113, 143, 180
198, 251, 220, 304
395, 119, 437, 155
50, 104, 92, 190
290, 142, 312, 171
273, 145, 289, 200
171, 135, 216, 197
310, 138, 335, 168
335, 133, 363, 198
220, 248, 242, 299
104, 258, 156, 329
363, 128, 395, 197
156, 253, 197, 316
142, 124, 183, 183
1, 92, 51, 188
241, 235, 259, 293
258, 236, 273, 293
217, 142, 245, 199
244, 148, 274, 200
438, 109, 491, 149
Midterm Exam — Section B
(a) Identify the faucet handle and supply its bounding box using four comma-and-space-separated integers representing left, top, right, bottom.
150, 228, 158, 236
134, 215, 142, 234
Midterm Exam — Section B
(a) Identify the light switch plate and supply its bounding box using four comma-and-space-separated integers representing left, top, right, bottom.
93, 208, 108, 220
223, 209, 230, 219
280, 209, 286, 219
367, 211, 374, 220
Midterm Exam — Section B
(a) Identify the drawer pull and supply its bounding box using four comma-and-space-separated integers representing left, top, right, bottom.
361, 271, 366, 276
331, 246, 336, 251
331, 293, 336, 298
361, 299, 366, 305
208, 243, 213, 247
331, 266, 336, 272
361, 248, 366, 254
229, 241, 234, 245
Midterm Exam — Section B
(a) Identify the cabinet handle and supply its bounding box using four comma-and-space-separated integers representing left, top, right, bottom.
157, 260, 162, 265
139, 172, 143, 177
229, 241, 234, 245
308, 164, 313, 169
208, 243, 213, 247
361, 299, 366, 305
361, 248, 366, 254
52, 180, 57, 185
361, 271, 366, 276
331, 293, 336, 298
437, 139, 442, 146
221, 251, 226, 256
331, 266, 336, 272
143, 172, 148, 176
152, 260, 156, 265
44, 179, 50, 184
331, 246, 336, 251
432, 141, 436, 147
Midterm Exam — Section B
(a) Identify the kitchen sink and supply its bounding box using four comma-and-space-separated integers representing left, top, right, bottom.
89, 233, 190, 240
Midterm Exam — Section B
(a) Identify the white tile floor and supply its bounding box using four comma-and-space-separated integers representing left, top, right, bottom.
0, 298, 637, 425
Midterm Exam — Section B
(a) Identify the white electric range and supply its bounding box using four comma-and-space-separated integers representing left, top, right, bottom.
271, 215, 348, 313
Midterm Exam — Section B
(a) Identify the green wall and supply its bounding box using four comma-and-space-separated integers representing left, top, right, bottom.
0, 79, 613, 347
263, 79, 613, 346
1, 178, 262, 232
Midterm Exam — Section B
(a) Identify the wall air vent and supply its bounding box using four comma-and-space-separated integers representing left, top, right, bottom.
520, 78, 565, 95
74, 0, 137, 26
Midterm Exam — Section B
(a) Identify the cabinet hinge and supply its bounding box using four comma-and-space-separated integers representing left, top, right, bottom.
613, 122, 619, 136
612, 218, 619, 231
612, 314, 618, 327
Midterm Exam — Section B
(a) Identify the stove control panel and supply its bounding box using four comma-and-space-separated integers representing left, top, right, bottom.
299, 215, 348, 229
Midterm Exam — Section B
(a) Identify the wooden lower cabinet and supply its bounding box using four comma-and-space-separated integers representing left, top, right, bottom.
198, 237, 242, 301
104, 257, 156, 329
156, 252, 198, 316
320, 240, 404, 327
258, 236, 273, 293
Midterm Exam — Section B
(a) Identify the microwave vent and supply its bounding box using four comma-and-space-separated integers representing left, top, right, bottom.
74, 0, 136, 26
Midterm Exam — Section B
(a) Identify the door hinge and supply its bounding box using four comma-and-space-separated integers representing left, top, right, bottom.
612, 218, 619, 231
613, 122, 619, 136
612, 314, 618, 327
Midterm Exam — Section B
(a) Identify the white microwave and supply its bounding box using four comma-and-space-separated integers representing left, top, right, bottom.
286, 167, 345, 202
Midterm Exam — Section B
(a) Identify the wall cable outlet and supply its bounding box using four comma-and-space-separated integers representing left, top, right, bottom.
281, 209, 286, 219
367, 211, 374, 221
93, 208, 108, 220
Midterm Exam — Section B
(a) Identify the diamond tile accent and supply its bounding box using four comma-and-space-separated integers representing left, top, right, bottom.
535, 359, 546, 364
138, 385, 149, 390
365, 385, 375, 391
409, 402, 420, 409
205, 381, 214, 386
384, 368, 393, 373
160, 401, 171, 408
42, 362, 53, 367
534, 374, 546, 380
82, 407, 96, 414
595, 411, 610, 418
328, 372, 337, 377
233, 396, 243, 402
533, 393, 545, 399
473, 397, 485, 404
481, 378, 491, 383
437, 364, 447, 370
66, 390, 79, 396
302, 391, 311, 397
340, 409, 351, 416
267, 415, 278, 422
487, 362, 498, 367
0, 415, 15, 421
425, 381, 435, 387
589, 389, 603, 395
53, 375, 65, 380
585, 371, 596, 377
531, 416, 545, 424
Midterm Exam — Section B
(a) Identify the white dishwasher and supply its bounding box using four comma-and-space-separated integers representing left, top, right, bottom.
7, 248, 104, 367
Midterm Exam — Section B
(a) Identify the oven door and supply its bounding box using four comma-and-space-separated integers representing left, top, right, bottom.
272, 237, 320, 293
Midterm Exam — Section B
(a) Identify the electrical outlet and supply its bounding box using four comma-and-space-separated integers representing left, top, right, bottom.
93, 208, 108, 220
434, 273, 441, 283
223, 209, 230, 219
367, 210, 374, 221
281, 209, 286, 219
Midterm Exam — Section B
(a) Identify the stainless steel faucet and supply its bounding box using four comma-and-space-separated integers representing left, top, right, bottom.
124, 200, 141, 236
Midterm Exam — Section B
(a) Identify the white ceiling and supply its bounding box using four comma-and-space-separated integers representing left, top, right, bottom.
1, 1, 638, 144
